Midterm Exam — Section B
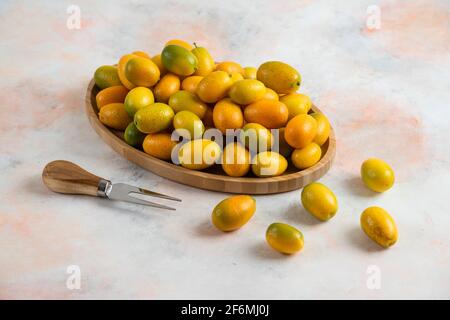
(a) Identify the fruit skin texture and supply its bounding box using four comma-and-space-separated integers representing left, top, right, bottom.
181, 76, 203, 94
311, 113, 330, 146
239, 123, 273, 153
222, 143, 251, 177
178, 139, 222, 170
361, 158, 395, 192
291, 143, 322, 169
125, 57, 160, 87
244, 99, 289, 129
118, 54, 140, 89
165, 39, 194, 50
361, 206, 398, 248
133, 103, 174, 134
280, 93, 311, 120
196, 71, 233, 103
173, 110, 205, 140
257, 61, 301, 94
243, 67, 257, 79
266, 223, 304, 254
132, 51, 151, 59
124, 87, 155, 117
142, 133, 177, 161
252, 151, 288, 177
191, 46, 215, 76
230, 72, 244, 83
229, 79, 266, 105
211, 195, 256, 232
154, 73, 180, 103
124, 122, 145, 147
99, 103, 132, 130
161, 45, 198, 76
284, 114, 317, 149
301, 182, 338, 221
94, 65, 122, 89
263, 88, 279, 101
151, 54, 167, 76
215, 61, 244, 75
169, 90, 207, 119
213, 98, 244, 134
96, 86, 129, 109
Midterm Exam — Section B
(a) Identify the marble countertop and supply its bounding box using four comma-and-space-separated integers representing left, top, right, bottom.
1, 0, 449, 299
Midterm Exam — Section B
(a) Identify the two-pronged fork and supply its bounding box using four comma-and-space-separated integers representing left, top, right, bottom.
42, 160, 181, 210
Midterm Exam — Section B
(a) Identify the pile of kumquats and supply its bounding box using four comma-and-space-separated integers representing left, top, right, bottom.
93, 39, 398, 254
94, 39, 328, 177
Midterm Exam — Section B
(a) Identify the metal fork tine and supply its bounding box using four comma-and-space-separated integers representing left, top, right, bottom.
124, 194, 176, 211
136, 187, 182, 202
107, 183, 179, 210
119, 183, 181, 202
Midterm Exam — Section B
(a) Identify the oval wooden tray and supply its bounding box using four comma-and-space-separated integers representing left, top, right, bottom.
85, 80, 335, 194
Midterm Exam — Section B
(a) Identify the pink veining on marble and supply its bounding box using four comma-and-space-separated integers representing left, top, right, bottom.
363, 0, 450, 60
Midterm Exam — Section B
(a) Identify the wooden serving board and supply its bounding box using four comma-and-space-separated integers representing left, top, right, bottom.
85, 80, 335, 194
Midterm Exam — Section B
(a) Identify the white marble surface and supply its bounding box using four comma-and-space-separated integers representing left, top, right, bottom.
0, 0, 449, 299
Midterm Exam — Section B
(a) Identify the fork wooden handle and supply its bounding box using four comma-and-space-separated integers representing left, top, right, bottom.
42, 160, 103, 196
